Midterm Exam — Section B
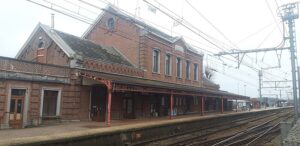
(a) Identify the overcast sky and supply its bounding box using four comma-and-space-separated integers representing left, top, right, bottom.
0, 0, 299, 98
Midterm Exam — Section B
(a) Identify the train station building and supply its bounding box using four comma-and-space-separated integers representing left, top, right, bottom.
0, 5, 249, 129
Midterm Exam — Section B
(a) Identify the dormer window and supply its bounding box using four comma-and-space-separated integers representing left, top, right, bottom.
107, 17, 115, 30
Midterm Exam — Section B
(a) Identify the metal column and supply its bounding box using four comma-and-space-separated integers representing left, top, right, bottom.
280, 2, 299, 123
169, 92, 173, 120
236, 99, 238, 112
221, 97, 224, 113
106, 81, 112, 127
201, 97, 204, 116
288, 18, 298, 121
258, 70, 262, 108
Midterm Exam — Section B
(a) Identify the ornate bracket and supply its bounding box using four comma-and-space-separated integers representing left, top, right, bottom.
79, 72, 112, 90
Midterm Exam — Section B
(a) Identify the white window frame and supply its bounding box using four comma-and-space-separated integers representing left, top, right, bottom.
165, 54, 172, 75
176, 57, 182, 78
40, 87, 62, 118
152, 49, 160, 73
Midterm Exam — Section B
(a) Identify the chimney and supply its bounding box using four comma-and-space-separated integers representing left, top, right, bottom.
51, 13, 55, 30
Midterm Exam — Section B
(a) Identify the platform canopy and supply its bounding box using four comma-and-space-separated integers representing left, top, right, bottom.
79, 70, 250, 100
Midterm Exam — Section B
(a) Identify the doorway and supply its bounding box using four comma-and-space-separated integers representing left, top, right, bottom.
90, 86, 107, 122
9, 89, 26, 129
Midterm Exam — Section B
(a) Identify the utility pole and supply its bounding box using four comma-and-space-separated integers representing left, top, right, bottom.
259, 70, 263, 107
298, 67, 300, 106
280, 3, 299, 122
214, 2, 299, 121
280, 90, 282, 99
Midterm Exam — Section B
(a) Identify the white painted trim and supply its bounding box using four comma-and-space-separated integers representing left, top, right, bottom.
5, 86, 29, 128
40, 87, 62, 119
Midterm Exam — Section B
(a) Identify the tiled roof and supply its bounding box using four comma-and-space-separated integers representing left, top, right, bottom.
16, 23, 134, 67
54, 30, 133, 66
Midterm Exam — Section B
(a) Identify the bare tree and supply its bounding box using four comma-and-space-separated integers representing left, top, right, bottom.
204, 66, 214, 80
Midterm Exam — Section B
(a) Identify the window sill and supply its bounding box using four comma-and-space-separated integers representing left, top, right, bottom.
42, 116, 60, 120
152, 72, 160, 75
176, 77, 182, 80
165, 74, 172, 77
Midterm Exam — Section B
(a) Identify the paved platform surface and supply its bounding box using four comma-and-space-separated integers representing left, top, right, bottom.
0, 108, 277, 145
283, 119, 300, 146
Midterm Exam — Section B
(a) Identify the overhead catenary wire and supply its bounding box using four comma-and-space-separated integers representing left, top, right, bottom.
27, 0, 292, 96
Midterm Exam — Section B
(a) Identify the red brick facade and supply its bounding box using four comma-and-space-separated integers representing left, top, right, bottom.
84, 12, 140, 66
84, 9, 204, 87
0, 6, 248, 129
17, 28, 69, 66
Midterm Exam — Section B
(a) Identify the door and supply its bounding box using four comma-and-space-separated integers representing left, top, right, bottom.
90, 86, 106, 122
9, 89, 25, 129
123, 97, 135, 119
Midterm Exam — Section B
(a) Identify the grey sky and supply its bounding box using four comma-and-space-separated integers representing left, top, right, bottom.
0, 0, 299, 98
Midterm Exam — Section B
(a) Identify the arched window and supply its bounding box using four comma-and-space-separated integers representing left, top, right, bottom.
106, 17, 115, 30
38, 41, 44, 48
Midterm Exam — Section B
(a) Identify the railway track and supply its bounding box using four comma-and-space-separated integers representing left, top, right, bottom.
127, 109, 291, 146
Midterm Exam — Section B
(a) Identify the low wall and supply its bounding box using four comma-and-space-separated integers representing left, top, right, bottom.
8, 107, 292, 146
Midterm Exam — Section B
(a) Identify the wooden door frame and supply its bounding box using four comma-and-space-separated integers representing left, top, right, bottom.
5, 85, 29, 129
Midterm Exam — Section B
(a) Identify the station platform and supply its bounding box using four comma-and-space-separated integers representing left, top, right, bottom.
0, 107, 287, 146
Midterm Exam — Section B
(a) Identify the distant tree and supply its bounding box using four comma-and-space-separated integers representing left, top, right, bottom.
205, 66, 214, 80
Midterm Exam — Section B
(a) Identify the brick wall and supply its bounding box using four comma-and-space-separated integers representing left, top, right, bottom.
83, 10, 204, 87
17, 28, 70, 67
0, 80, 91, 128
84, 12, 140, 67
143, 34, 203, 87
0, 81, 6, 124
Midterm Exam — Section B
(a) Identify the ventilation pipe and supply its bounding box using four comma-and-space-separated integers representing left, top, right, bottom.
51, 13, 55, 30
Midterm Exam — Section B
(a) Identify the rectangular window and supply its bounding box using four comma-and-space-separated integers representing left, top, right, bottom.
42, 90, 59, 117
193, 97, 198, 105
176, 57, 182, 78
11, 89, 26, 96
10, 99, 16, 113
17, 99, 22, 113
152, 49, 160, 73
161, 97, 165, 106
165, 54, 172, 75
186, 61, 190, 79
194, 64, 199, 81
